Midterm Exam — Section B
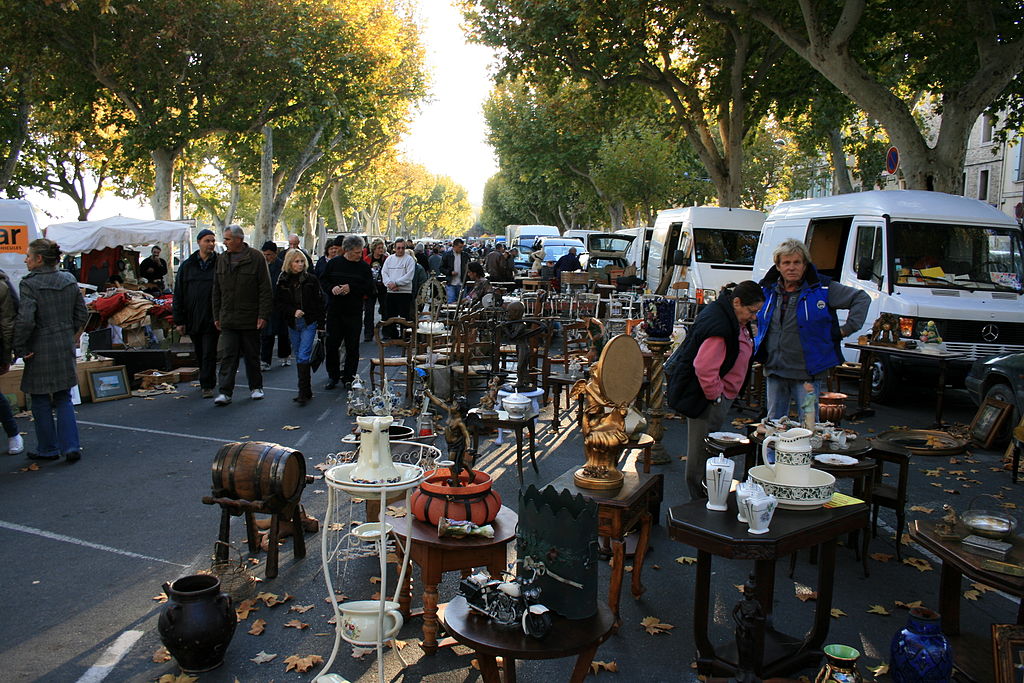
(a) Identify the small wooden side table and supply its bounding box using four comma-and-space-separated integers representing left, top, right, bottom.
547, 374, 582, 430
444, 596, 614, 683
546, 467, 664, 627
469, 413, 538, 484
622, 433, 655, 473
386, 506, 518, 655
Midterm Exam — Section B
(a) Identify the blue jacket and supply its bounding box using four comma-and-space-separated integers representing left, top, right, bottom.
754, 264, 842, 377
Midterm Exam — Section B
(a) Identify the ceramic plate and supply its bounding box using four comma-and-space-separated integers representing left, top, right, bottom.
814, 453, 858, 466
709, 432, 747, 443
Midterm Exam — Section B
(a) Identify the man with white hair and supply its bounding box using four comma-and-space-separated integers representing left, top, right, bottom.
753, 238, 869, 421
283, 233, 313, 270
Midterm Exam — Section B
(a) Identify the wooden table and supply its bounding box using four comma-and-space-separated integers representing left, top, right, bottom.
443, 595, 614, 683
547, 374, 582, 429
812, 456, 876, 576
386, 506, 517, 654
909, 519, 1024, 635
667, 499, 868, 678
546, 467, 663, 627
469, 413, 538, 484
844, 342, 967, 425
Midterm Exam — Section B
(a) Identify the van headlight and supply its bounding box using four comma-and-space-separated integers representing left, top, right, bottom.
701, 289, 717, 302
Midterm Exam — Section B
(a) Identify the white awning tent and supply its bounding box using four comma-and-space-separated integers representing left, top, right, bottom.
44, 215, 190, 254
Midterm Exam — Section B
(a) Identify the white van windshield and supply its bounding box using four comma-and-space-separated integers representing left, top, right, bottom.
692, 229, 759, 265
891, 222, 1024, 292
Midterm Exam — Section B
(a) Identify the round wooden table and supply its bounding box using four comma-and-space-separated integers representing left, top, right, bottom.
443, 596, 614, 682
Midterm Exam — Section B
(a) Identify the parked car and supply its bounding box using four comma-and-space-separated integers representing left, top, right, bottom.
513, 237, 586, 271
965, 352, 1024, 442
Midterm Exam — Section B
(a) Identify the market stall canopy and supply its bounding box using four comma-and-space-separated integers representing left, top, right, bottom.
45, 215, 189, 253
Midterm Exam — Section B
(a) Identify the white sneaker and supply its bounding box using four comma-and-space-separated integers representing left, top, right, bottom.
7, 434, 24, 455
280, 358, 292, 367
251, 389, 265, 400
214, 394, 231, 405
260, 361, 272, 371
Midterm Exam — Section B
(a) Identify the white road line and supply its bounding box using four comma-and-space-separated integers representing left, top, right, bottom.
75, 630, 144, 683
0, 520, 188, 567
78, 421, 230, 443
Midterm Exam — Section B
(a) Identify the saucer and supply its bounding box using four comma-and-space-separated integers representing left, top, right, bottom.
709, 431, 747, 444
814, 453, 858, 466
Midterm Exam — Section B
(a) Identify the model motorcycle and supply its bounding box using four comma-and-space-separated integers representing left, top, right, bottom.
458, 565, 552, 638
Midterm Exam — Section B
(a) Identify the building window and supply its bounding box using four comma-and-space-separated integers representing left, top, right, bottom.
979, 169, 990, 201
1016, 141, 1024, 182
981, 115, 995, 144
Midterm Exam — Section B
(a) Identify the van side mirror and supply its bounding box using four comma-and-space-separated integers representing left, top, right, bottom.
673, 250, 690, 266
855, 257, 874, 281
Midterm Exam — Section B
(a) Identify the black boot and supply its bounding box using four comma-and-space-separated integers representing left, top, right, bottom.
295, 362, 313, 405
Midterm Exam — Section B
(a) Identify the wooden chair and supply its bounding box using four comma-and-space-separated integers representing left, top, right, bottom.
868, 439, 912, 560
370, 317, 416, 405
543, 320, 591, 403
449, 310, 498, 397
827, 362, 862, 393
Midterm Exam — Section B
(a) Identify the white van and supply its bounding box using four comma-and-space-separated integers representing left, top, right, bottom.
752, 190, 1024, 397
0, 199, 43, 287
645, 207, 766, 299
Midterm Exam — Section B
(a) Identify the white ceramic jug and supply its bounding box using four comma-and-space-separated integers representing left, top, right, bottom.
760, 427, 813, 486
741, 493, 778, 535
735, 479, 765, 523
350, 415, 402, 484
705, 455, 734, 511
339, 600, 404, 644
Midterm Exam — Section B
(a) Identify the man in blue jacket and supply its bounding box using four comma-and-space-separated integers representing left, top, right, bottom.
753, 238, 869, 421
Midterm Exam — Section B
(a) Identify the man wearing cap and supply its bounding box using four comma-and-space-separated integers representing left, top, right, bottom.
174, 229, 219, 397
212, 225, 273, 405
260, 241, 292, 370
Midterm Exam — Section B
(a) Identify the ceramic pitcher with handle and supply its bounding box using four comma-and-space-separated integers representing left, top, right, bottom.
760, 427, 814, 486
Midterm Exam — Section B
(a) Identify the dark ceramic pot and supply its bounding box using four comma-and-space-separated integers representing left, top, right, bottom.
158, 574, 237, 672
890, 607, 953, 682
815, 644, 863, 683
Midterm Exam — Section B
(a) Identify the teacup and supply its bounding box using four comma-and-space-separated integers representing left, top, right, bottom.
741, 494, 778, 535
339, 600, 404, 644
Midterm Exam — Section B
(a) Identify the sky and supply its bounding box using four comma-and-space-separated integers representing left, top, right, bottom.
28, 0, 499, 224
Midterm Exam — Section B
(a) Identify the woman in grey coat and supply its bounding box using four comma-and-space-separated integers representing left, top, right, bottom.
13, 239, 88, 462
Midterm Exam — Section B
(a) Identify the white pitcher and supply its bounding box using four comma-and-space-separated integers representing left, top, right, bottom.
760, 427, 813, 486
705, 455, 734, 511
339, 600, 404, 643
735, 479, 765, 523
741, 493, 778, 535
350, 415, 402, 483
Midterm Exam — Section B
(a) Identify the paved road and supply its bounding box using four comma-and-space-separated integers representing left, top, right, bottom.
0, 347, 1020, 682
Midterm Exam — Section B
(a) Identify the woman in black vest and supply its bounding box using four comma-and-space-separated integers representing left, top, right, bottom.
666, 281, 763, 500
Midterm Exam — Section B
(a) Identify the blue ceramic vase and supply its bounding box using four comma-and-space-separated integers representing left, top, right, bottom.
890, 607, 953, 682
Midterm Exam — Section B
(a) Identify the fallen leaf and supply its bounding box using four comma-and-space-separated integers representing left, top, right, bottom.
257, 591, 294, 606
385, 505, 407, 518
652, 564, 661, 570
157, 676, 197, 683
284, 619, 309, 630
152, 646, 172, 663
325, 593, 348, 603
369, 577, 382, 584
284, 654, 324, 672
675, 556, 697, 565
351, 647, 373, 660
248, 618, 267, 635
895, 600, 923, 609
236, 599, 259, 620
1003, 502, 1018, 509
391, 639, 408, 650
902, 557, 934, 572
591, 660, 619, 673
922, 468, 942, 477
327, 522, 345, 531
152, 592, 168, 603
942, 489, 960, 495
19, 463, 40, 472
239, 435, 251, 439
640, 616, 675, 635
870, 553, 894, 563
900, 534, 912, 546
250, 650, 277, 664
867, 662, 890, 677
734, 584, 746, 593
971, 582, 995, 593
794, 585, 818, 602
963, 589, 981, 601
867, 604, 891, 615
830, 608, 847, 619
290, 604, 315, 613
314, 462, 330, 472
282, 425, 301, 431
909, 506, 934, 514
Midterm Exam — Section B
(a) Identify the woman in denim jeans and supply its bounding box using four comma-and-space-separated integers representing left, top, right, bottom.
275, 249, 325, 405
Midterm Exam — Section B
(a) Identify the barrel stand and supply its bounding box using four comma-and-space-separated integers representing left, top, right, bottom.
202, 495, 308, 579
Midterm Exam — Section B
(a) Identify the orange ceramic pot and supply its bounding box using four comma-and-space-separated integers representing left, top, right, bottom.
410, 468, 502, 526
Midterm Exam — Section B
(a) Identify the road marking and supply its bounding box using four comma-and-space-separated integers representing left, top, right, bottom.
78, 421, 230, 443
0, 520, 188, 567
76, 630, 144, 683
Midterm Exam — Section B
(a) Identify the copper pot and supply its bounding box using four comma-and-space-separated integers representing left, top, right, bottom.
818, 392, 847, 425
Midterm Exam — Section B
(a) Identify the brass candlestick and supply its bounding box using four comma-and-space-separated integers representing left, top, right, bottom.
644, 338, 672, 464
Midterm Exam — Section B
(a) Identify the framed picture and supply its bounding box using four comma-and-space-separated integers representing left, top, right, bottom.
969, 397, 1012, 449
86, 365, 131, 403
992, 623, 1024, 683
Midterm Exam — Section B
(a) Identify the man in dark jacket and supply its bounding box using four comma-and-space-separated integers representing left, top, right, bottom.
139, 245, 168, 292
212, 225, 273, 405
260, 241, 292, 370
320, 235, 373, 389
173, 229, 219, 398
440, 238, 468, 302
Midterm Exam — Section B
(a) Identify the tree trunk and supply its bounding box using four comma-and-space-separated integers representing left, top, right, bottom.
0, 99, 29, 195
829, 129, 854, 194
330, 181, 345, 232
151, 148, 176, 220
257, 125, 275, 246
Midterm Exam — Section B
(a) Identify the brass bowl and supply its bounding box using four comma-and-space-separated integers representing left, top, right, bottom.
962, 510, 1017, 540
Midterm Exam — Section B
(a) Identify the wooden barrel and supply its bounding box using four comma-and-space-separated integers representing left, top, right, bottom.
211, 442, 306, 513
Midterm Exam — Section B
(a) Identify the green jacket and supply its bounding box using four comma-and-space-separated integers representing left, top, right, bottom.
212, 245, 272, 330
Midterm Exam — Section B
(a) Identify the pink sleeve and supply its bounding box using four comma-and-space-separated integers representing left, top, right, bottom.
721, 329, 754, 398
693, 337, 727, 400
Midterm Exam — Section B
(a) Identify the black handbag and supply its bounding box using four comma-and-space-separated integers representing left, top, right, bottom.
309, 330, 326, 372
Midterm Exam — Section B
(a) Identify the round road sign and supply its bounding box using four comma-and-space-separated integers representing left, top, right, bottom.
885, 146, 900, 175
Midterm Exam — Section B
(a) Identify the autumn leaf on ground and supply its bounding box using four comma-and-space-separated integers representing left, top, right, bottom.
971, 582, 995, 593
255, 591, 280, 606
386, 505, 407, 518
895, 600, 924, 609
640, 616, 675, 635
902, 557, 934, 572
734, 584, 746, 593
250, 650, 277, 664
157, 675, 197, 683
314, 462, 330, 472
19, 463, 40, 472
1003, 502, 1018, 509
830, 608, 847, 619
867, 662, 890, 678
390, 639, 408, 651
794, 585, 818, 602
369, 576, 382, 584
327, 522, 345, 531
152, 646, 172, 663
942, 489, 960, 495
325, 593, 348, 603
284, 654, 323, 673
248, 618, 267, 635
922, 468, 942, 477
867, 604, 891, 615
909, 506, 934, 514
591, 660, 619, 673
284, 619, 309, 630
290, 604, 315, 613
282, 425, 301, 431
351, 647, 373, 659
675, 556, 697, 565
870, 553, 894, 563
236, 599, 259, 620
152, 592, 168, 603
963, 589, 981, 601
899, 534, 912, 546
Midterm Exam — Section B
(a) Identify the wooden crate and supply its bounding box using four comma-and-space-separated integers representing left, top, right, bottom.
134, 370, 180, 389
175, 367, 199, 382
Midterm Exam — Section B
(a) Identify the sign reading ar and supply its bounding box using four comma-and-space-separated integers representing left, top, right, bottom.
0, 223, 28, 253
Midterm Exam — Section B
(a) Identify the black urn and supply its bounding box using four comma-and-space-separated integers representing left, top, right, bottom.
158, 574, 237, 672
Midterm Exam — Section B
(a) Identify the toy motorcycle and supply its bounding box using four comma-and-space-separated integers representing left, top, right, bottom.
458, 565, 552, 638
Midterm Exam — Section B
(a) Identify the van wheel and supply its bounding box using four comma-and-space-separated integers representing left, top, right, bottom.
984, 383, 1019, 445
869, 355, 895, 403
